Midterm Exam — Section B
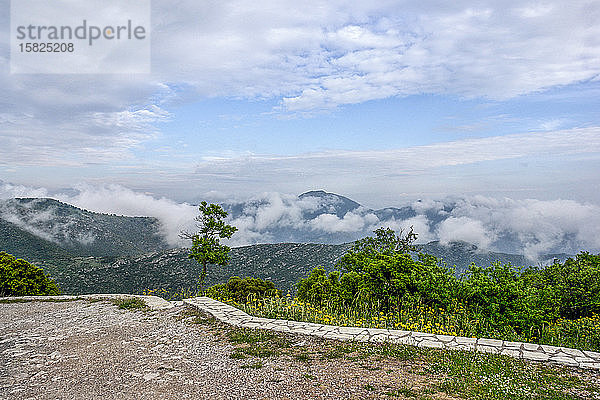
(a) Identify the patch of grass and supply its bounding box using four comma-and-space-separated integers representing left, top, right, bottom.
384, 387, 418, 398
229, 352, 246, 359
227, 328, 291, 360
302, 373, 317, 380
228, 329, 276, 345
363, 343, 422, 362
425, 348, 589, 400
112, 297, 147, 310
177, 308, 217, 325
0, 297, 79, 304
241, 346, 276, 358
0, 298, 31, 303
363, 384, 376, 391
239, 361, 263, 369
293, 352, 311, 362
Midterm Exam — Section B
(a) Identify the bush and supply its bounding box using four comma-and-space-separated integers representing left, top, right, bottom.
540, 252, 600, 319
206, 276, 280, 302
297, 228, 459, 312
292, 228, 600, 344
297, 267, 341, 306
0, 252, 60, 296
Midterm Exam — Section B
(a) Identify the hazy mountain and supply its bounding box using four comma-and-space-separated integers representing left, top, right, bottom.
0, 198, 169, 257
0, 192, 576, 296
42, 243, 352, 295
0, 218, 74, 264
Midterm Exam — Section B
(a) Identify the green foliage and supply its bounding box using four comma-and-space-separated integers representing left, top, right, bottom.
297, 267, 341, 306
542, 252, 600, 319
183, 201, 237, 291
283, 228, 600, 350
0, 251, 60, 296
298, 227, 456, 311
206, 276, 280, 302
112, 297, 147, 310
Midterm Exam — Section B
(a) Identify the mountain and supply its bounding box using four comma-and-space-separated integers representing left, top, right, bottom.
0, 218, 74, 265
40, 241, 569, 296
42, 243, 352, 295
0, 198, 170, 257
0, 193, 576, 296
298, 190, 362, 219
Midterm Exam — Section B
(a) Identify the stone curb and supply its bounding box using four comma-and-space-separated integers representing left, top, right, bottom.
1, 294, 174, 310
183, 296, 600, 371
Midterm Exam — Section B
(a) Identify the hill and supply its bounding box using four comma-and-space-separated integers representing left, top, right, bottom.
42, 243, 352, 295
0, 194, 573, 296
40, 241, 569, 296
0, 198, 170, 257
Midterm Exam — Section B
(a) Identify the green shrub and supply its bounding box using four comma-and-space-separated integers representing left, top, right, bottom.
298, 228, 459, 312
0, 251, 60, 296
542, 252, 600, 319
206, 276, 280, 302
297, 267, 341, 306
290, 228, 600, 347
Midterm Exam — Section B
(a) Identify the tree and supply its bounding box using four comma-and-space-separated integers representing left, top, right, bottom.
336, 226, 418, 273
181, 201, 237, 292
0, 252, 60, 296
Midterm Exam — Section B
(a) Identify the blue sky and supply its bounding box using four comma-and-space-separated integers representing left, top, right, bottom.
1, 0, 600, 209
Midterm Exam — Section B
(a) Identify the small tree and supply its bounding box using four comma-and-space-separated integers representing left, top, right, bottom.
181, 201, 237, 292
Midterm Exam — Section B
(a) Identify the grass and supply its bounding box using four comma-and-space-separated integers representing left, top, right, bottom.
171, 301, 600, 399
239, 361, 263, 369
425, 349, 596, 399
111, 297, 148, 310
207, 320, 599, 400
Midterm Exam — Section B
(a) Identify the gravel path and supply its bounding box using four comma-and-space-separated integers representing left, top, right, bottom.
0, 300, 424, 400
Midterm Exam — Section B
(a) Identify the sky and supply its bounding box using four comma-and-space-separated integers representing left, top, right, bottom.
1, 1, 600, 209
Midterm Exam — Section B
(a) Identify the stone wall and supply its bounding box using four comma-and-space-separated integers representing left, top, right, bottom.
184, 296, 600, 370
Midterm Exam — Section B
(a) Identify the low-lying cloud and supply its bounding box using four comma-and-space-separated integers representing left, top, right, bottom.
1, 181, 599, 260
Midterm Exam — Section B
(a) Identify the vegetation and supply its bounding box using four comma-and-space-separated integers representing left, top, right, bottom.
215, 228, 600, 351
111, 297, 148, 310
205, 276, 280, 302
181, 201, 237, 292
0, 251, 60, 296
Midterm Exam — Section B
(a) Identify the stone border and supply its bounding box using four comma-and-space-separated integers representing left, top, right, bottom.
184, 296, 600, 371
1, 294, 173, 310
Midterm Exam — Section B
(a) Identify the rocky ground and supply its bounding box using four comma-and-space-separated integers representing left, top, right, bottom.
1, 299, 599, 400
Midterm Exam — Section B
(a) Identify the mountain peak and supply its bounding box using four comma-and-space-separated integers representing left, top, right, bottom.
298, 190, 330, 198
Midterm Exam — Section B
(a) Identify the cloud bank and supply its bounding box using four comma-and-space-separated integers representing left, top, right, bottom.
2, 181, 599, 260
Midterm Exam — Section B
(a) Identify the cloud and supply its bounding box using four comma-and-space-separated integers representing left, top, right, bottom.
181, 128, 600, 201
0, 181, 49, 199
437, 217, 496, 249
309, 211, 378, 233
54, 184, 198, 246
2, 0, 600, 168
1, 181, 600, 259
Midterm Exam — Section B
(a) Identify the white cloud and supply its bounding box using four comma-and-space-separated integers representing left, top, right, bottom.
379, 215, 435, 244
54, 183, 198, 246
437, 216, 496, 249
1, 181, 600, 259
0, 181, 49, 199
309, 211, 378, 233
1, 0, 600, 167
